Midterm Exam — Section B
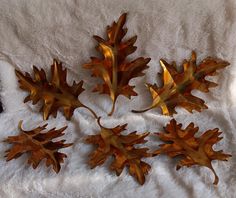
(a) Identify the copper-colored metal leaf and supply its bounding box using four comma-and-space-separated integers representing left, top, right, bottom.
154, 119, 231, 185
4, 121, 72, 173
86, 118, 151, 185
133, 51, 230, 115
16, 59, 97, 120
83, 13, 150, 115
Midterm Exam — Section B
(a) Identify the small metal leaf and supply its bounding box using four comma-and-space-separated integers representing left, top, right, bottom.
85, 117, 151, 185
16, 59, 97, 120
154, 119, 231, 185
4, 121, 72, 173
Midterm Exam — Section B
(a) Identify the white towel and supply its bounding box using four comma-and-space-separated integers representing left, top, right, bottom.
0, 0, 235, 197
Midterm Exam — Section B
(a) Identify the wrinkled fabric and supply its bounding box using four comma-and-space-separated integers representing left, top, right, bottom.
0, 0, 236, 197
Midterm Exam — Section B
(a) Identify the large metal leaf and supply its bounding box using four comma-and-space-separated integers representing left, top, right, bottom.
133, 51, 229, 115
84, 13, 150, 115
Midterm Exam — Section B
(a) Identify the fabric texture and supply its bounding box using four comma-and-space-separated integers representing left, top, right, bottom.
0, 0, 236, 197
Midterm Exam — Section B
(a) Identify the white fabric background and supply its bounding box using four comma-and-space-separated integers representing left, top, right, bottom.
0, 0, 236, 197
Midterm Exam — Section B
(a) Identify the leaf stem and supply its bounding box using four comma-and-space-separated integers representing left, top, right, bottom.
82, 104, 98, 119
108, 101, 116, 116
131, 108, 150, 113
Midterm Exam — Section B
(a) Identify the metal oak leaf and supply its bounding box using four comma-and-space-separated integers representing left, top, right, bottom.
83, 13, 150, 115
133, 51, 229, 115
16, 59, 97, 120
154, 119, 231, 185
4, 121, 72, 173
86, 118, 151, 185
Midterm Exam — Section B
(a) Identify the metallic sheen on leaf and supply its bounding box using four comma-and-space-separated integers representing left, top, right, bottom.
83, 13, 150, 115
154, 119, 231, 185
86, 118, 151, 185
5, 121, 72, 173
133, 51, 229, 115
16, 59, 97, 120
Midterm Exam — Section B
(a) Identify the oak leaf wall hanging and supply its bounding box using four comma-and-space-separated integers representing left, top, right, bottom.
4, 121, 72, 173
133, 51, 229, 116
86, 117, 151, 185
154, 119, 231, 185
83, 13, 150, 116
1, 12, 231, 186
15, 59, 98, 120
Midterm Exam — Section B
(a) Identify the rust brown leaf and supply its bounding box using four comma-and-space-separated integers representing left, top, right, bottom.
4, 121, 72, 173
16, 59, 97, 120
133, 51, 229, 115
86, 118, 151, 185
83, 13, 150, 115
154, 119, 231, 185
